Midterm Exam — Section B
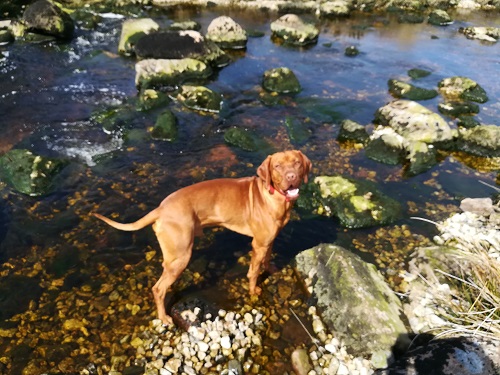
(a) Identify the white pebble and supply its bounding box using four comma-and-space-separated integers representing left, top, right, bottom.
220, 335, 231, 350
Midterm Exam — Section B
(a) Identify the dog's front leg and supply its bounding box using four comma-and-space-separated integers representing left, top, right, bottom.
247, 238, 273, 295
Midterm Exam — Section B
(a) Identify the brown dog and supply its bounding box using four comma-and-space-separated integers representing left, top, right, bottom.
93, 150, 311, 325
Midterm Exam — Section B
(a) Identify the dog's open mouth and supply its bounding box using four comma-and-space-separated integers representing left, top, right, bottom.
285, 188, 300, 200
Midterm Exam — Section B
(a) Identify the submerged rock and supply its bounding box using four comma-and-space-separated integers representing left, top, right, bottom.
438, 76, 488, 103
224, 127, 257, 151
262, 67, 301, 94
151, 110, 178, 141
270, 14, 319, 46
19, 0, 74, 40
135, 58, 212, 90
284, 116, 311, 144
177, 85, 222, 113
0, 149, 67, 196
375, 100, 452, 144
303, 175, 401, 228
295, 244, 410, 365
388, 79, 438, 100
408, 68, 432, 79
118, 18, 159, 55
206, 16, 247, 49
134, 31, 229, 67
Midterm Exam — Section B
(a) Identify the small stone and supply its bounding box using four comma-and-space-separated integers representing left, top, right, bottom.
244, 313, 254, 324
221, 335, 231, 350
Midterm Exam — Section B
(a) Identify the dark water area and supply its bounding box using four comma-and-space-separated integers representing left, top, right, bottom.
0, 5, 499, 373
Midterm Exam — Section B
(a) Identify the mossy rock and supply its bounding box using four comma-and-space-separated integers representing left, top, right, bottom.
151, 110, 178, 141
388, 79, 438, 101
457, 116, 480, 129
90, 106, 135, 133
135, 58, 213, 90
428, 9, 453, 26
457, 125, 500, 157
338, 119, 369, 144
177, 86, 222, 113
438, 76, 488, 103
262, 67, 301, 94
344, 45, 359, 56
294, 244, 409, 358
136, 89, 171, 112
21, 0, 74, 40
300, 175, 401, 228
437, 101, 480, 117
365, 128, 406, 165
224, 127, 257, 151
404, 141, 439, 177
0, 149, 67, 196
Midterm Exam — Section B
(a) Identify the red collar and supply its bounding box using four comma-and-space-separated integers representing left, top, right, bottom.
268, 185, 291, 202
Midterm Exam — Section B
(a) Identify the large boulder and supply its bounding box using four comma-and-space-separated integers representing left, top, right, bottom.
206, 16, 247, 49
294, 244, 410, 365
270, 14, 319, 46
438, 76, 488, 103
135, 58, 212, 90
374, 100, 453, 144
427, 9, 453, 26
134, 30, 229, 67
118, 18, 159, 55
0, 149, 67, 196
298, 175, 401, 228
318, 0, 352, 17
19, 0, 74, 40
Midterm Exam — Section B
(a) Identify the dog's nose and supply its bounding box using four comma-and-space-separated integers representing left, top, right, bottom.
286, 171, 297, 181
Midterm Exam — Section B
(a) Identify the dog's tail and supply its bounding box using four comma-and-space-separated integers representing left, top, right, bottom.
92, 208, 160, 231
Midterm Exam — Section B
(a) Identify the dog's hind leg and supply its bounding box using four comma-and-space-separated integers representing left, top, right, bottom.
151, 225, 193, 325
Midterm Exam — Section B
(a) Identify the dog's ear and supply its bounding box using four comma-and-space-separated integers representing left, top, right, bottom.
298, 151, 312, 183
257, 155, 272, 187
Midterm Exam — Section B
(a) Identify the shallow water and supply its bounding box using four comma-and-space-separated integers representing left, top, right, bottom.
0, 6, 499, 372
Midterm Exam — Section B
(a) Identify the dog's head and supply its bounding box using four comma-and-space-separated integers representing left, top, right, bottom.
257, 150, 312, 201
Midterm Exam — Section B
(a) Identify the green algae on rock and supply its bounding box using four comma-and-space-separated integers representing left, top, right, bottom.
151, 110, 178, 141
0, 149, 67, 196
135, 58, 212, 90
262, 67, 301, 94
177, 85, 222, 113
118, 18, 159, 55
438, 76, 488, 103
270, 14, 319, 46
300, 175, 401, 228
388, 79, 438, 100
224, 127, 257, 151
294, 244, 410, 364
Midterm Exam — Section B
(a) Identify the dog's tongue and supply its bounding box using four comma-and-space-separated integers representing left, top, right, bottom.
286, 188, 300, 199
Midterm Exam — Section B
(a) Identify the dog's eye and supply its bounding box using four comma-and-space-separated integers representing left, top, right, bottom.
274, 164, 281, 169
